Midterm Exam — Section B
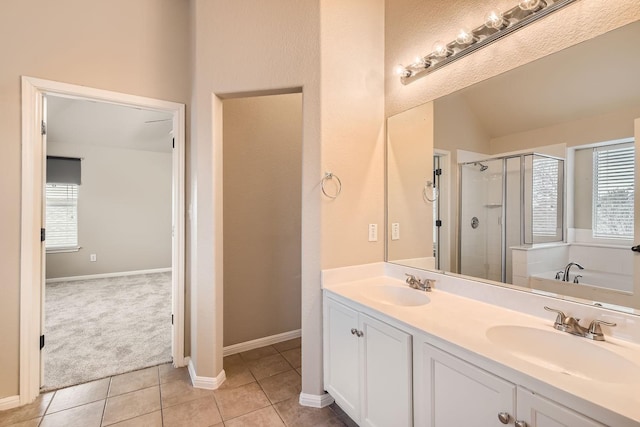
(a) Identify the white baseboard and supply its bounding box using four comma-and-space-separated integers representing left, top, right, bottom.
46, 267, 172, 283
299, 392, 334, 408
223, 329, 301, 356
188, 359, 226, 390
0, 395, 20, 411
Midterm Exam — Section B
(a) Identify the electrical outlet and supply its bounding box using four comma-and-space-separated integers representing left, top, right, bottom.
368, 224, 378, 242
90, 254, 97, 262
392, 222, 400, 240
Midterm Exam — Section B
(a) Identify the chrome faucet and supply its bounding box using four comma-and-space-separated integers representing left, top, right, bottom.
562, 262, 584, 282
405, 273, 434, 292
544, 306, 616, 341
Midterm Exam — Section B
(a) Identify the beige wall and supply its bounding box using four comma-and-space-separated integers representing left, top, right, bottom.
320, 0, 386, 269
188, 0, 322, 392
222, 93, 302, 346
0, 0, 189, 399
46, 143, 172, 279
189, 0, 385, 397
490, 105, 640, 154
387, 102, 434, 263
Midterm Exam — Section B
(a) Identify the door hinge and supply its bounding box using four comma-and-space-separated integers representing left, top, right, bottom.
435, 220, 442, 227
40, 335, 45, 350
41, 121, 47, 136
172, 137, 175, 149
171, 314, 174, 325
40, 228, 46, 242
434, 168, 442, 176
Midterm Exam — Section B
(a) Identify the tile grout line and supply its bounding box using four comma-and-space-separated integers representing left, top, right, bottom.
157, 366, 164, 427
207, 373, 224, 426
37, 389, 56, 427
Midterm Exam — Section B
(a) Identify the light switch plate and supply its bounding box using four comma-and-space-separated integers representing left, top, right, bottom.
368, 224, 378, 242
392, 223, 400, 240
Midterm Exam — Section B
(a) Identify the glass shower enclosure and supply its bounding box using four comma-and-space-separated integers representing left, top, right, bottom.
459, 153, 564, 283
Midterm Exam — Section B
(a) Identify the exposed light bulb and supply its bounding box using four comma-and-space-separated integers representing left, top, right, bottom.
456, 28, 475, 45
432, 40, 452, 58
519, 0, 543, 11
394, 64, 411, 78
413, 56, 431, 69
484, 9, 505, 29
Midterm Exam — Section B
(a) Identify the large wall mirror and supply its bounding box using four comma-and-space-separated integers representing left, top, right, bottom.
386, 21, 640, 312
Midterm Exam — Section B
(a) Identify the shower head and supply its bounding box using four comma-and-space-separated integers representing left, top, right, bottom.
473, 162, 489, 172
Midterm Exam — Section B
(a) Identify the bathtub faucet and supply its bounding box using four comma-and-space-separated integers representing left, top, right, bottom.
562, 262, 584, 282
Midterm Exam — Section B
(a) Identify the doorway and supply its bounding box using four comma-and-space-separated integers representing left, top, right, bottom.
221, 92, 303, 375
20, 77, 186, 402
42, 95, 175, 390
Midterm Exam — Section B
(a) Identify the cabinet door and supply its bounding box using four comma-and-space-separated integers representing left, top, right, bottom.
418, 343, 516, 427
516, 387, 605, 427
324, 298, 361, 423
360, 314, 413, 427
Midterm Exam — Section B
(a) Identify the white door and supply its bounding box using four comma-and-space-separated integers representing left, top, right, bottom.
634, 118, 640, 308
418, 343, 516, 427
360, 313, 412, 427
324, 298, 361, 423
40, 94, 48, 385
516, 387, 604, 427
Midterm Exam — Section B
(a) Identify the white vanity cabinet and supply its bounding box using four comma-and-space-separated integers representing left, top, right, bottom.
415, 342, 606, 427
516, 387, 605, 427
415, 343, 516, 427
323, 295, 413, 427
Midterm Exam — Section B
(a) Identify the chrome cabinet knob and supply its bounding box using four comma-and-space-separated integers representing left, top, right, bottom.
497, 412, 510, 424
515, 421, 527, 427
356, 330, 364, 337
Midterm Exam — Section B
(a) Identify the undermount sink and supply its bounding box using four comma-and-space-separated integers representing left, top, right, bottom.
486, 325, 640, 383
364, 285, 431, 307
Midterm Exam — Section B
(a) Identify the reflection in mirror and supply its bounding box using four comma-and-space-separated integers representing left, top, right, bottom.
387, 102, 435, 269
386, 21, 640, 312
459, 153, 565, 283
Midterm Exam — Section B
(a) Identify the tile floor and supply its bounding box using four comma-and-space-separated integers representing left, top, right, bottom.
0, 339, 357, 427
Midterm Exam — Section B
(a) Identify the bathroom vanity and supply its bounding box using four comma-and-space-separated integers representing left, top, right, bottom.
322, 263, 640, 427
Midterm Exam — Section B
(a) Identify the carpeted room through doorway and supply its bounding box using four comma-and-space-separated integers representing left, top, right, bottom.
43, 271, 172, 391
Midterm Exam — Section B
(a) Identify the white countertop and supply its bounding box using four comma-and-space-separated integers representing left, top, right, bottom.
323, 270, 640, 425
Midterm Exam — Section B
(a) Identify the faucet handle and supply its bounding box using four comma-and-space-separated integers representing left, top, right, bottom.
544, 306, 567, 326
405, 273, 420, 288
587, 319, 617, 339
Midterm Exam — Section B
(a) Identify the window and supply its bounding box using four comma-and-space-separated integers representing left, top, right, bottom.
593, 142, 635, 239
45, 183, 79, 250
532, 156, 560, 237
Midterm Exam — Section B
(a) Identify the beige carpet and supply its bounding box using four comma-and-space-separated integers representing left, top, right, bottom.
43, 272, 172, 391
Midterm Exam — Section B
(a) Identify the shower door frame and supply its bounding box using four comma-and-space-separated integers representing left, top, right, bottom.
458, 152, 565, 283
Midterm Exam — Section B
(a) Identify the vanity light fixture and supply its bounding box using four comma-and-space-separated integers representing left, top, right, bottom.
395, 0, 577, 84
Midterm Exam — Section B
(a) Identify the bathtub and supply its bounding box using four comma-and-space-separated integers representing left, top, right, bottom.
532, 269, 633, 293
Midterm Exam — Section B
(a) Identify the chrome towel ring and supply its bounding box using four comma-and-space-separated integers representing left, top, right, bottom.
321, 172, 342, 199
423, 180, 438, 203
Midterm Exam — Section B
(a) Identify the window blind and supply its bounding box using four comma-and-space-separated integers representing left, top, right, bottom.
46, 156, 81, 184
532, 157, 559, 237
45, 184, 78, 249
593, 143, 635, 239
